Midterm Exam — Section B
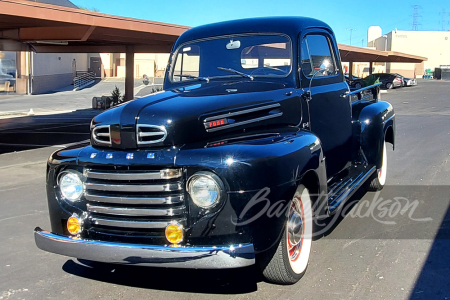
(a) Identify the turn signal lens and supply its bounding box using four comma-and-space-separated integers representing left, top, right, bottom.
165, 223, 183, 244
67, 215, 81, 235
160, 168, 182, 179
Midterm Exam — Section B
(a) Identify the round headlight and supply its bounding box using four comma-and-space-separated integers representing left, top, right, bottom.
59, 172, 83, 202
187, 172, 224, 208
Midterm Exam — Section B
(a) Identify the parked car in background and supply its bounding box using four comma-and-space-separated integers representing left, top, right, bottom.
397, 75, 417, 87
372, 73, 403, 89
344, 74, 362, 89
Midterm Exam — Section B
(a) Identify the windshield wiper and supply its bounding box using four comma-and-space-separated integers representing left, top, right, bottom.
217, 67, 254, 80
173, 74, 210, 83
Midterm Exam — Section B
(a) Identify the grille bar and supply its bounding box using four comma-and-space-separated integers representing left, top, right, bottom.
91, 217, 182, 229
87, 170, 161, 180
83, 167, 186, 236
85, 182, 182, 192
85, 193, 184, 205
87, 204, 185, 217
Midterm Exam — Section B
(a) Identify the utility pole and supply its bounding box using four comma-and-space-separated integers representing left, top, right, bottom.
361, 39, 364, 47
346, 28, 357, 45
412, 5, 421, 31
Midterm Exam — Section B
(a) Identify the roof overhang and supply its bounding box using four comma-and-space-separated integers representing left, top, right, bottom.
0, 0, 428, 64
0, 0, 190, 53
338, 43, 427, 63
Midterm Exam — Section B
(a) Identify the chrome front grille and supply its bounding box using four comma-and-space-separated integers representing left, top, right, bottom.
83, 168, 186, 233
92, 125, 111, 146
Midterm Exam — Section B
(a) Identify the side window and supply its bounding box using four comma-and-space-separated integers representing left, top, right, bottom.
300, 34, 336, 77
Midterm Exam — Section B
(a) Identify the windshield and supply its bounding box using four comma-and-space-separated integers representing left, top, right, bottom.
169, 34, 292, 83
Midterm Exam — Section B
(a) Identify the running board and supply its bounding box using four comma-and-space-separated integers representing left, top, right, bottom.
327, 166, 376, 214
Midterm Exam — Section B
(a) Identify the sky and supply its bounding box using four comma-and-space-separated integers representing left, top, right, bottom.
74, 0, 450, 46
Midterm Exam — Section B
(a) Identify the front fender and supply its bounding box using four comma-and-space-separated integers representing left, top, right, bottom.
176, 130, 327, 253
355, 100, 395, 169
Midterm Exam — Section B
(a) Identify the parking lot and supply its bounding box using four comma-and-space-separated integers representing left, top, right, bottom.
0, 80, 449, 299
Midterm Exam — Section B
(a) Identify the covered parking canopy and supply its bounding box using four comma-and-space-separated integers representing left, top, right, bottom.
0, 0, 190, 99
338, 44, 427, 77
0, 0, 427, 98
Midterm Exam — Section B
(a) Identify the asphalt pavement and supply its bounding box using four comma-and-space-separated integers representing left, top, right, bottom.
0, 80, 449, 300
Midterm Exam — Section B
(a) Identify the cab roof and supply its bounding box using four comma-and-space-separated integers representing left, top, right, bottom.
174, 16, 333, 48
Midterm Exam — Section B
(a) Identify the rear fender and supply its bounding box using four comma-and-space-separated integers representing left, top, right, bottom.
357, 101, 395, 169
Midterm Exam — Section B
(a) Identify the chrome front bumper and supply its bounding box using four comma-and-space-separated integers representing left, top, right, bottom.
34, 227, 255, 269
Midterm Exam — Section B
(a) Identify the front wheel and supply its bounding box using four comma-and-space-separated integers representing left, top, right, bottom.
385, 82, 393, 89
367, 140, 387, 191
260, 185, 313, 284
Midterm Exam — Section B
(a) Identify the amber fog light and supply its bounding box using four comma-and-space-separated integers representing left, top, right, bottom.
67, 215, 82, 235
165, 222, 184, 244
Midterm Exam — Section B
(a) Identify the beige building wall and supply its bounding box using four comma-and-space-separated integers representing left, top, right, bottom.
370, 30, 450, 78
103, 53, 170, 78
32, 52, 88, 94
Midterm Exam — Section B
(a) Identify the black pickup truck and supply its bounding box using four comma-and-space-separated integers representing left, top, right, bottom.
35, 17, 395, 285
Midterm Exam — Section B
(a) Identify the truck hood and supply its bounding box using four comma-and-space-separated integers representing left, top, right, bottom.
91, 80, 301, 149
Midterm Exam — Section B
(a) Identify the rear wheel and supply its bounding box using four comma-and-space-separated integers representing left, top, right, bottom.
367, 140, 387, 191
385, 82, 393, 89
260, 185, 313, 284
355, 82, 362, 89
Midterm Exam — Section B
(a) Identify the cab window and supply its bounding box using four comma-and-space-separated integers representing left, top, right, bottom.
300, 34, 336, 77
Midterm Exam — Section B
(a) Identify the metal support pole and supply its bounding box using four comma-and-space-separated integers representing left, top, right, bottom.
125, 46, 134, 101
349, 62, 353, 78
369, 62, 373, 75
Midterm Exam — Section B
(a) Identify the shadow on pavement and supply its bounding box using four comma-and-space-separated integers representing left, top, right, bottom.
410, 201, 450, 299
63, 259, 259, 294
312, 186, 368, 240
0, 109, 97, 154
38, 79, 103, 94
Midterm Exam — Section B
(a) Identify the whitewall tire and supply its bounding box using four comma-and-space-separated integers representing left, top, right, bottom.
260, 185, 313, 284
367, 140, 387, 191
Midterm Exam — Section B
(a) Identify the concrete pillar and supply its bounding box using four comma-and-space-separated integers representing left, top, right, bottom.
369, 62, 373, 75
125, 46, 134, 101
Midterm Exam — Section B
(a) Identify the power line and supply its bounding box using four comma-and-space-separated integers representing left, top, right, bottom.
440, 8, 449, 31
412, 5, 422, 31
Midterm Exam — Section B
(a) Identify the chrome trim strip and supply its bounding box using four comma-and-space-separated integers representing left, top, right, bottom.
92, 125, 111, 146
34, 227, 255, 269
91, 217, 183, 229
85, 182, 182, 192
344, 82, 383, 97
136, 125, 167, 145
85, 193, 184, 205
139, 132, 166, 137
87, 204, 185, 217
206, 112, 283, 133
204, 103, 281, 122
86, 170, 160, 180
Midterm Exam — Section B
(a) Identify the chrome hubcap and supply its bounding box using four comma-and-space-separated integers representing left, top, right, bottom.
287, 198, 304, 261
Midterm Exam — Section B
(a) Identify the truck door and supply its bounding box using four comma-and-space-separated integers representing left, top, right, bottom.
299, 31, 352, 178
